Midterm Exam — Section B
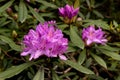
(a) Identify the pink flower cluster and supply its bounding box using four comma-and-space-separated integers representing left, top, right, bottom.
58, 4, 79, 19
21, 21, 68, 60
82, 26, 107, 46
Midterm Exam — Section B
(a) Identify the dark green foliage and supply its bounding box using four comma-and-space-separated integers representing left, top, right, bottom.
0, 0, 120, 80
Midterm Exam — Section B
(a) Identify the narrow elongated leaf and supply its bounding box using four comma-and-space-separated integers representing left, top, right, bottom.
33, 67, 44, 80
28, 6, 44, 22
0, 62, 34, 79
0, 78, 4, 80
100, 49, 120, 61
67, 46, 76, 53
74, 0, 80, 8
88, 74, 105, 80
60, 72, 76, 78
96, 45, 120, 52
78, 49, 86, 65
86, 0, 90, 8
70, 26, 84, 49
82, 20, 109, 29
35, 0, 58, 8
63, 60, 94, 74
113, 20, 118, 27
0, 0, 14, 13
93, 10, 104, 18
18, 0, 28, 23
0, 35, 21, 51
86, 12, 91, 19
91, 53, 107, 69
52, 70, 60, 80
73, 0, 80, 22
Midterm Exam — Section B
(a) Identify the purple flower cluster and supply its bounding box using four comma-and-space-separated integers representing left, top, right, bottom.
21, 21, 68, 60
58, 4, 79, 19
82, 26, 107, 46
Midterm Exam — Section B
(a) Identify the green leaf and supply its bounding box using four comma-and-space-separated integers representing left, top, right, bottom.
60, 72, 76, 78
0, 78, 4, 80
35, 0, 58, 8
73, 0, 80, 22
82, 19, 109, 29
96, 45, 120, 52
100, 49, 120, 61
33, 67, 44, 80
86, 0, 90, 8
57, 24, 68, 31
67, 46, 76, 53
93, 10, 104, 18
52, 70, 61, 80
86, 12, 91, 19
63, 60, 94, 74
28, 6, 44, 22
72, 75, 79, 80
74, 0, 80, 8
0, 62, 34, 79
85, 58, 92, 67
70, 26, 84, 49
18, 0, 28, 23
91, 53, 107, 69
0, 0, 14, 13
0, 35, 21, 51
88, 74, 105, 80
78, 49, 86, 65
113, 20, 118, 27
78, 12, 85, 19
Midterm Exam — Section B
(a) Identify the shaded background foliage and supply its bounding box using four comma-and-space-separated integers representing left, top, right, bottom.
0, 0, 120, 80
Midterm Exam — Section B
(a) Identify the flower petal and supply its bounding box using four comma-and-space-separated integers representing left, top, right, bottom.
59, 55, 67, 60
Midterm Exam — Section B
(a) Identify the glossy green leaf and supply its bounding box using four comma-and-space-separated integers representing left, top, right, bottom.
86, 0, 90, 8
33, 67, 44, 80
18, 0, 28, 23
74, 0, 80, 8
52, 70, 60, 80
0, 78, 4, 80
88, 74, 105, 80
67, 46, 76, 53
36, 0, 58, 8
0, 35, 21, 51
78, 49, 86, 65
0, 62, 34, 79
57, 24, 68, 31
0, 0, 14, 13
113, 20, 118, 27
96, 45, 120, 52
70, 26, 84, 49
86, 12, 91, 19
72, 75, 79, 80
100, 49, 120, 61
60, 72, 76, 78
93, 10, 104, 18
73, 0, 80, 22
63, 60, 94, 74
85, 58, 92, 67
94, 0, 107, 8
28, 6, 44, 22
82, 20, 109, 29
91, 53, 107, 69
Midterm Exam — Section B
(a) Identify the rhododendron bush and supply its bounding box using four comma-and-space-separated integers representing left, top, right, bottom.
0, 0, 120, 80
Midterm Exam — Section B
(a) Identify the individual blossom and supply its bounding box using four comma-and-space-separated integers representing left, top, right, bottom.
26, 0, 30, 2
21, 20, 68, 60
82, 26, 107, 46
58, 4, 79, 19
